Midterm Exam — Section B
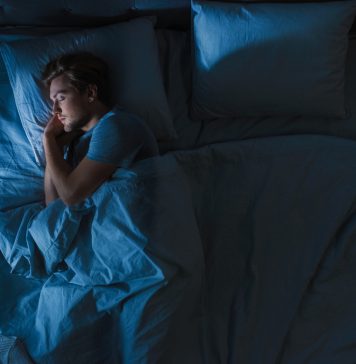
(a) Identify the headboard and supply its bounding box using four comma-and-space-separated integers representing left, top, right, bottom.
0, 1, 353, 33
0, 0, 190, 29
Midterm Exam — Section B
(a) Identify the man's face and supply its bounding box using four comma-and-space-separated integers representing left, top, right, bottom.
49, 74, 91, 132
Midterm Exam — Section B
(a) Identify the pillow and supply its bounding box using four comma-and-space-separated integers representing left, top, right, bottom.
191, 0, 356, 121
0, 17, 176, 166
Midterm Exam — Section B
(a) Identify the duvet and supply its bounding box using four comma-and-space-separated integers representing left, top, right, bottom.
0, 155, 204, 364
1, 134, 356, 363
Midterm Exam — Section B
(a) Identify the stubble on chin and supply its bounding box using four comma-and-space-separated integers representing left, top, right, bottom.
63, 119, 79, 132
63, 124, 72, 133
64, 115, 89, 133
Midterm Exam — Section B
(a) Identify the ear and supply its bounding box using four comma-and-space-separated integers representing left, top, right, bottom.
87, 84, 98, 102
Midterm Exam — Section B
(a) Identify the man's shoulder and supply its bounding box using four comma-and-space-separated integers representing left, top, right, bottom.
90, 109, 133, 145
96, 107, 145, 134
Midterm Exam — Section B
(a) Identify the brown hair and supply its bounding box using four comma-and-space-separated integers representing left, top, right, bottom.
42, 52, 112, 107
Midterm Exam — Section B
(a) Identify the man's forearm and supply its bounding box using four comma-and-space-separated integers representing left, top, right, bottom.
43, 135, 73, 204
44, 166, 59, 205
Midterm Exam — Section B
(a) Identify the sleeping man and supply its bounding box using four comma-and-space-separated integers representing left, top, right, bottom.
42, 52, 159, 206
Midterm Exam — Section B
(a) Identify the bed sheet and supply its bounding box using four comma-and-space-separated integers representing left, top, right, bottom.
179, 135, 356, 364
157, 31, 356, 152
2, 133, 356, 363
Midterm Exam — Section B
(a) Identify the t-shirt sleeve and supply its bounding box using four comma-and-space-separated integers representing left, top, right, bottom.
86, 114, 143, 167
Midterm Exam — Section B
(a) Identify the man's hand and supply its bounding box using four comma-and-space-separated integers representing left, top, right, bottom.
43, 114, 67, 206
42, 114, 116, 206
43, 115, 83, 151
44, 114, 64, 139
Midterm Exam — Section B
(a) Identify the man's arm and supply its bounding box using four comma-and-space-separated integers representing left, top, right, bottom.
44, 167, 59, 205
43, 131, 116, 206
44, 129, 84, 206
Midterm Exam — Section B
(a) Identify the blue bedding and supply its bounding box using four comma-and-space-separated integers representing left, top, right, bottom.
180, 136, 356, 363
0, 33, 43, 213
2, 133, 356, 363
0, 32, 203, 363
2, 28, 356, 364
0, 156, 203, 363
158, 32, 356, 153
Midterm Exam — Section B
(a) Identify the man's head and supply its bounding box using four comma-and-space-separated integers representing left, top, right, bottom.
42, 52, 112, 132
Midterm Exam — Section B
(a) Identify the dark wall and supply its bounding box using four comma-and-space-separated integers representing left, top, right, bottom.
0, 0, 189, 28
0, 0, 353, 33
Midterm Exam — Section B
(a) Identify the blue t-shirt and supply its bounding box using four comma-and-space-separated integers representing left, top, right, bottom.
66, 106, 159, 168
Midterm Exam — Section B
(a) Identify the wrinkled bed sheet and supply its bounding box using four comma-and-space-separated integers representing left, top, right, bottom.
0, 155, 203, 364
1, 134, 356, 363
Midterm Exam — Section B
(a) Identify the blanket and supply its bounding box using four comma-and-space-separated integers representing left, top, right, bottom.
0, 156, 203, 364
1, 134, 356, 363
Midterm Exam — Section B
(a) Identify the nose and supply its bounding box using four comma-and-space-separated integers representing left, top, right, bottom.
52, 100, 61, 115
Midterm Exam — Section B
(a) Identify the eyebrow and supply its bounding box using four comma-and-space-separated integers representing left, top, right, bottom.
50, 89, 68, 101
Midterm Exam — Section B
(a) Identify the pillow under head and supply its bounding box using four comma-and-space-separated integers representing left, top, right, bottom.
191, 0, 356, 121
0, 17, 176, 166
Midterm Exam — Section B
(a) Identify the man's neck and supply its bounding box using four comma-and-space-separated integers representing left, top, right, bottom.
81, 103, 111, 132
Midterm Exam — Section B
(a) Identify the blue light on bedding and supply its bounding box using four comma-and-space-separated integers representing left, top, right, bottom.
0, 18, 176, 167
3, 22, 356, 364
191, 0, 356, 120
2, 134, 356, 362
0, 155, 204, 363
0, 34, 44, 211
159, 31, 356, 152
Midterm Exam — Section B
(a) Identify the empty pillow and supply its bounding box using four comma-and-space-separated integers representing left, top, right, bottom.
191, 0, 356, 120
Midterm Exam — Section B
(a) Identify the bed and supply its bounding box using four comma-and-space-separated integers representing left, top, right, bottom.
1, 0, 356, 363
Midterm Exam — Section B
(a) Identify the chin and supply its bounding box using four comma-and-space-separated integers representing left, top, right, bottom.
65, 117, 87, 132
63, 120, 80, 132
